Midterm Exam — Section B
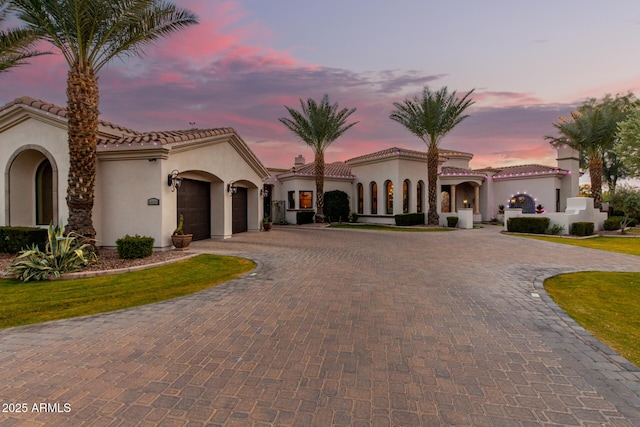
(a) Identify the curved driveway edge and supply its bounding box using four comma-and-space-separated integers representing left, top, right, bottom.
1, 225, 640, 426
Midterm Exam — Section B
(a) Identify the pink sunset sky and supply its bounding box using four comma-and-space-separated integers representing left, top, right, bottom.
2, 1, 640, 169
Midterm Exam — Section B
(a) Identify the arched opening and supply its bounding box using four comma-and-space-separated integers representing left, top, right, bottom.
417, 181, 424, 213
509, 193, 535, 213
370, 182, 378, 214
35, 159, 53, 225
357, 183, 364, 214
385, 180, 393, 214
6, 146, 58, 227
403, 179, 410, 213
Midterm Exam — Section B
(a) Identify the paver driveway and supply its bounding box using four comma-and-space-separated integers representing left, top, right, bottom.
1, 226, 640, 426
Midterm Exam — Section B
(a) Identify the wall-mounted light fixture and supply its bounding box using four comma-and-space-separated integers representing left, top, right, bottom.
168, 170, 182, 192
227, 181, 237, 195
261, 187, 269, 198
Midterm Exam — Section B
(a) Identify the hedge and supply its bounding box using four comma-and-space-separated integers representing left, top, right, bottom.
604, 216, 638, 230
324, 190, 350, 223
506, 217, 550, 234
296, 211, 315, 224
570, 222, 594, 236
395, 213, 425, 226
116, 234, 154, 259
447, 216, 459, 227
0, 226, 48, 253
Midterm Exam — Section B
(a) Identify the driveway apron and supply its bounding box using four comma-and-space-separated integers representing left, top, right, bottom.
1, 226, 640, 426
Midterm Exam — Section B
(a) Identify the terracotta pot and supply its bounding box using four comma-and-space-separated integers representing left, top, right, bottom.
263, 222, 273, 231
171, 234, 193, 250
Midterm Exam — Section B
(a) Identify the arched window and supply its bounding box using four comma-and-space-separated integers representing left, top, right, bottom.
403, 180, 410, 213
357, 183, 364, 214
370, 182, 378, 214
417, 181, 424, 213
385, 180, 393, 214
36, 159, 53, 225
509, 193, 535, 213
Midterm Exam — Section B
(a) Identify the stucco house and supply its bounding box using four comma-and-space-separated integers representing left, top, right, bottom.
0, 97, 269, 249
266, 145, 580, 225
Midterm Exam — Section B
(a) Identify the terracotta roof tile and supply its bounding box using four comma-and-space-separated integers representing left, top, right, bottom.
278, 161, 354, 179
440, 167, 486, 177
1, 96, 140, 135
491, 164, 569, 178
346, 146, 473, 164
98, 128, 236, 146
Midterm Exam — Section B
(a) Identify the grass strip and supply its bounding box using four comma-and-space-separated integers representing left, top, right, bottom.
521, 235, 640, 256
0, 254, 254, 329
545, 272, 640, 366
330, 224, 452, 232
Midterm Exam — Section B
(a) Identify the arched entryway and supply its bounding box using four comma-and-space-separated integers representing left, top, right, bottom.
6, 146, 58, 226
509, 193, 535, 213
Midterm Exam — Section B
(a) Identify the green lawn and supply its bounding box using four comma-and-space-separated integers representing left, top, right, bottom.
0, 254, 254, 329
330, 224, 453, 232
523, 235, 640, 256
545, 272, 640, 366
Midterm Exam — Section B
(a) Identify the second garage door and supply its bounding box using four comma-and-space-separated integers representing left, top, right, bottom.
232, 187, 248, 234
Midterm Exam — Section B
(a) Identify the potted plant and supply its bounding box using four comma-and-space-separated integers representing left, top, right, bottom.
171, 214, 193, 250
535, 204, 545, 214
262, 215, 273, 231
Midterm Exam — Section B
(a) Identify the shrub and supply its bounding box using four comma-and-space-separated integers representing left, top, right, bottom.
548, 224, 565, 235
604, 217, 623, 231
349, 212, 359, 223
116, 234, 154, 259
507, 217, 550, 234
570, 222, 594, 236
324, 190, 350, 223
447, 216, 459, 228
7, 223, 97, 282
296, 211, 315, 224
0, 226, 48, 254
395, 213, 425, 226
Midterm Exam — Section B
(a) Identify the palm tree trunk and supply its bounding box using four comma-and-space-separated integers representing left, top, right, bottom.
65, 64, 99, 240
427, 146, 440, 225
314, 151, 325, 222
589, 156, 604, 210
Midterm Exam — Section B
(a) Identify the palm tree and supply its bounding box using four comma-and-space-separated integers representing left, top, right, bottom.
390, 86, 474, 225
0, 0, 46, 72
279, 95, 358, 222
547, 94, 636, 209
11, 0, 198, 239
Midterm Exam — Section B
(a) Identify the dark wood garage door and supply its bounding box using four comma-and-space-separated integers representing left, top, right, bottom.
177, 179, 210, 241
232, 187, 248, 234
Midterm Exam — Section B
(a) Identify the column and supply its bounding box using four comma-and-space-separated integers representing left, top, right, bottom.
474, 185, 480, 214
450, 185, 456, 213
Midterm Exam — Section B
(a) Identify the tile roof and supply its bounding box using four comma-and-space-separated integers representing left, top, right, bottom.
98, 128, 236, 146
278, 162, 354, 179
491, 164, 570, 178
345, 146, 473, 164
1, 96, 140, 135
440, 167, 486, 178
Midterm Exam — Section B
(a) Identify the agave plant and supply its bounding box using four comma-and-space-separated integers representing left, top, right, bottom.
7, 223, 97, 282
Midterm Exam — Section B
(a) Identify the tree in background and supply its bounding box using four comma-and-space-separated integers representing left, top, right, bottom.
616, 108, 640, 179
609, 185, 640, 234
390, 86, 474, 225
11, 0, 198, 239
547, 93, 637, 209
0, 0, 46, 72
279, 95, 358, 222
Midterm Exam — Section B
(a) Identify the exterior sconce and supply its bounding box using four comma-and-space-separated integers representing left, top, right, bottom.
261, 187, 269, 198
167, 170, 182, 192
227, 181, 237, 195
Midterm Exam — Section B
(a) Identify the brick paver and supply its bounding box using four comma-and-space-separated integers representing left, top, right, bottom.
1, 226, 640, 426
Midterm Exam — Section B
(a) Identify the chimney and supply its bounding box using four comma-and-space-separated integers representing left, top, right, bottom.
294, 155, 305, 168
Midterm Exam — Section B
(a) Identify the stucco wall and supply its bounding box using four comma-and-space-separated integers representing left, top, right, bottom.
493, 176, 561, 214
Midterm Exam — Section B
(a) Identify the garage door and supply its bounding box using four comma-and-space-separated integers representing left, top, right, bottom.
232, 187, 248, 234
177, 179, 211, 241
